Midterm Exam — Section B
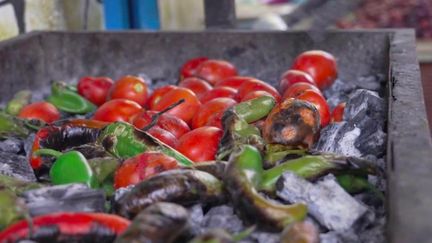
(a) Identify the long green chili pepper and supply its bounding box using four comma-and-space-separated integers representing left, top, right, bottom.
0, 112, 33, 138
264, 144, 307, 168
233, 95, 276, 123
98, 122, 193, 166
336, 174, 385, 201
47, 81, 95, 114
5, 90, 32, 116
225, 145, 307, 231
0, 189, 28, 230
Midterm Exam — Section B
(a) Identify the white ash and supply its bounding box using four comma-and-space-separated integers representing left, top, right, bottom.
187, 204, 205, 235
202, 205, 245, 234
0, 138, 23, 154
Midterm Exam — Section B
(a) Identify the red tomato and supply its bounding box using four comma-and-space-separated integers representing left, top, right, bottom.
176, 126, 223, 163
180, 57, 208, 79
331, 102, 346, 123
114, 152, 178, 189
179, 77, 212, 98
214, 76, 254, 90
279, 70, 316, 94
147, 127, 178, 148
147, 85, 177, 110
282, 82, 322, 100
297, 90, 331, 128
241, 90, 273, 102
291, 50, 337, 90
236, 79, 281, 102
205, 112, 224, 129
195, 60, 238, 85
192, 98, 237, 129
153, 87, 201, 124
108, 75, 149, 106
200, 86, 237, 104
18, 102, 60, 123
132, 110, 190, 139
77, 76, 114, 106
93, 99, 142, 123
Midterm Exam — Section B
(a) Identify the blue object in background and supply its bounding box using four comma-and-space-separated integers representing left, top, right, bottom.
103, 0, 160, 30
130, 0, 160, 30
103, 0, 131, 30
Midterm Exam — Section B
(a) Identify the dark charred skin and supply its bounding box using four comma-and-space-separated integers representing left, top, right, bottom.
115, 202, 189, 243
114, 170, 224, 219
68, 143, 111, 160
188, 229, 234, 243
182, 161, 228, 180
39, 125, 100, 151
280, 221, 319, 243
263, 99, 320, 149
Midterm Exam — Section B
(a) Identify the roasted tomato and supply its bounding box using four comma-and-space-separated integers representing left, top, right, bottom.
132, 110, 190, 139
180, 57, 208, 79
147, 85, 177, 110
214, 76, 254, 90
331, 102, 346, 123
291, 50, 337, 90
279, 70, 316, 94
236, 79, 281, 102
194, 60, 238, 85
179, 77, 212, 98
241, 90, 273, 102
296, 89, 331, 127
114, 151, 178, 189
199, 86, 237, 104
18, 102, 60, 123
93, 99, 142, 123
147, 127, 178, 148
191, 97, 237, 129
153, 87, 201, 124
176, 126, 223, 163
282, 82, 322, 100
108, 75, 149, 106
77, 76, 114, 106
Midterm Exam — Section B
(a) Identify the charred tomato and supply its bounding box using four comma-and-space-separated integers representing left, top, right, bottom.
77, 76, 114, 106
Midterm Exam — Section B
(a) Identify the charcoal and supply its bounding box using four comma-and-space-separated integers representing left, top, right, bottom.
240, 231, 280, 243
344, 89, 386, 125
188, 204, 205, 235
22, 184, 106, 216
0, 151, 36, 182
323, 79, 356, 110
0, 138, 23, 154
202, 205, 245, 234
276, 172, 373, 231
313, 122, 362, 157
358, 217, 386, 243
23, 133, 35, 157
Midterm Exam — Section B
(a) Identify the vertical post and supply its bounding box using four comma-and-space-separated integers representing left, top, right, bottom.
204, 0, 236, 29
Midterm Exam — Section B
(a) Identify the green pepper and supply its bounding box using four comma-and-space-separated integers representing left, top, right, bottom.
47, 81, 95, 114
264, 144, 307, 168
87, 157, 121, 196
336, 174, 384, 201
233, 95, 276, 123
0, 112, 39, 138
99, 122, 193, 166
6, 90, 32, 116
34, 149, 97, 188
0, 189, 28, 230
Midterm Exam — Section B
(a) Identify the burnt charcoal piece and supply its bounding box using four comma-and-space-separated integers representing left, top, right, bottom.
0, 151, 36, 182
276, 173, 373, 231
0, 138, 23, 154
313, 122, 362, 157
22, 184, 106, 216
344, 89, 386, 126
202, 205, 245, 234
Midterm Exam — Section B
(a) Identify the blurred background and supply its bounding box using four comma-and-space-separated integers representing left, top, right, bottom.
0, 0, 431, 124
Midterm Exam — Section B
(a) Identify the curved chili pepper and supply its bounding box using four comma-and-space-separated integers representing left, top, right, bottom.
0, 213, 130, 242
114, 169, 224, 219
264, 144, 307, 168
98, 122, 193, 166
233, 95, 276, 123
225, 145, 307, 231
47, 81, 96, 114
6, 90, 32, 116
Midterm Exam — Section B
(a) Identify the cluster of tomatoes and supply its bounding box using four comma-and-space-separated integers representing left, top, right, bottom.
17, 51, 346, 189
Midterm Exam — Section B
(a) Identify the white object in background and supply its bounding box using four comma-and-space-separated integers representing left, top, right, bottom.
159, 0, 205, 31
252, 13, 288, 30
0, 4, 19, 40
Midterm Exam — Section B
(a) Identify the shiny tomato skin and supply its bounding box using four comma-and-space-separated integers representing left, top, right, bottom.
291, 50, 337, 90
199, 86, 237, 104
214, 76, 254, 90
114, 152, 178, 189
153, 87, 201, 124
236, 79, 281, 102
77, 76, 114, 106
147, 127, 178, 148
132, 110, 190, 139
296, 89, 331, 128
179, 77, 212, 98
192, 98, 237, 129
93, 99, 142, 123
331, 102, 346, 123
195, 60, 238, 85
18, 102, 60, 123
180, 57, 208, 79
147, 85, 177, 110
241, 90, 273, 102
176, 126, 223, 163
279, 70, 316, 94
109, 75, 149, 106
282, 82, 322, 100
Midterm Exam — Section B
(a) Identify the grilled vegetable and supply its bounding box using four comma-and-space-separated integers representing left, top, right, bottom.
5, 90, 32, 116
233, 95, 276, 123
0, 189, 28, 230
115, 202, 189, 243
0, 175, 42, 194
182, 160, 228, 180
47, 81, 96, 114
280, 221, 319, 243
188, 229, 234, 243
114, 170, 224, 219
0, 111, 43, 139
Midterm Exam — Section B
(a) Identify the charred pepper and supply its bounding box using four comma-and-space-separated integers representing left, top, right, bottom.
233, 95, 276, 123
47, 81, 96, 114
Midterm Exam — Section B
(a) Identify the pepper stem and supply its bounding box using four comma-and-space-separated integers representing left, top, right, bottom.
142, 99, 185, 131
33, 148, 64, 159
